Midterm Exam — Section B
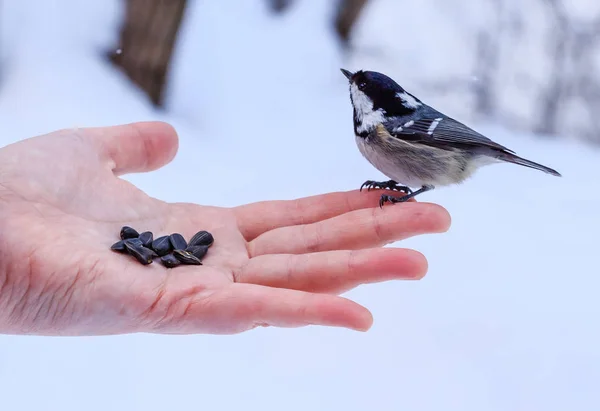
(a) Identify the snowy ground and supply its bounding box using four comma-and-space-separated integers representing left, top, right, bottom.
0, 1, 599, 410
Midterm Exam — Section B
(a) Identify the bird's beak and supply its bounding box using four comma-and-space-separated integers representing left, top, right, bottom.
340, 68, 353, 80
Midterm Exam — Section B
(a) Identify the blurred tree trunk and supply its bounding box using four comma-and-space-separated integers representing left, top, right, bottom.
109, 0, 187, 107
267, 0, 369, 45
268, 0, 294, 13
334, 0, 369, 45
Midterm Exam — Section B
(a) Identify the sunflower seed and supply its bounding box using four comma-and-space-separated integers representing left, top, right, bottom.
110, 240, 127, 252
120, 226, 139, 240
124, 240, 154, 265
151, 235, 172, 256
186, 245, 209, 260
160, 253, 181, 268
173, 249, 203, 265
169, 233, 187, 250
124, 238, 143, 248
188, 230, 214, 247
111, 227, 214, 268
138, 231, 154, 248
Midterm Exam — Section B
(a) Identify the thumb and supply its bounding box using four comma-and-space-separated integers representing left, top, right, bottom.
91, 121, 179, 175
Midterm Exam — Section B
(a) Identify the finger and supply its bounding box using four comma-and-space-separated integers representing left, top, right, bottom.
234, 189, 416, 241
87, 121, 179, 175
200, 283, 374, 332
235, 248, 427, 294
249, 202, 451, 256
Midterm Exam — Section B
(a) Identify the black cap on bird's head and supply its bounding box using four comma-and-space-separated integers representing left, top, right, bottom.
340, 68, 422, 115
340, 68, 406, 93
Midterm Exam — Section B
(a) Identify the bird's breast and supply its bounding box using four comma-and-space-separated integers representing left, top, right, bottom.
354, 125, 469, 187
354, 134, 424, 187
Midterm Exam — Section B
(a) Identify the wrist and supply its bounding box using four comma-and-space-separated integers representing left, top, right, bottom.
0, 205, 27, 335
0, 247, 12, 334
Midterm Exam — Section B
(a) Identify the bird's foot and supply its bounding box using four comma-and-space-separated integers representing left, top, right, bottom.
378, 185, 434, 208
360, 179, 412, 194
379, 194, 412, 208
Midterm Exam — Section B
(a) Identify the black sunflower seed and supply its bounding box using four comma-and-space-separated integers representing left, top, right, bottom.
186, 245, 209, 260
124, 240, 154, 265
160, 253, 181, 268
110, 240, 127, 252
120, 226, 139, 240
138, 231, 154, 248
134, 247, 156, 265
151, 235, 172, 256
169, 233, 188, 250
173, 249, 202, 265
189, 231, 214, 247
124, 238, 143, 248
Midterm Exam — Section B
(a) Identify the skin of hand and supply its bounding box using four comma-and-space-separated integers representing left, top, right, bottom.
0, 122, 451, 336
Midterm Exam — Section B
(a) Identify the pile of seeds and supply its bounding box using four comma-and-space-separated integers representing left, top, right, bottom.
110, 226, 214, 268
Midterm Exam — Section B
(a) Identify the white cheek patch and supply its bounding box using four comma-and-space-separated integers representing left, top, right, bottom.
351, 83, 386, 133
396, 92, 422, 109
350, 83, 373, 120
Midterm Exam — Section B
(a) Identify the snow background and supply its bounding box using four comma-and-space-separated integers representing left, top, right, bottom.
0, 0, 599, 410
350, 0, 600, 144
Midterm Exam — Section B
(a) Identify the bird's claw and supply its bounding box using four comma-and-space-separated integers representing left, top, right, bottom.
378, 194, 412, 208
360, 180, 413, 194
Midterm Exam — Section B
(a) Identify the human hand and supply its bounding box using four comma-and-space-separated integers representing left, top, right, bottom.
0, 122, 450, 336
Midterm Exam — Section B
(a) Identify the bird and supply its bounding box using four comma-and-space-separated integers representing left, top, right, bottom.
340, 68, 561, 207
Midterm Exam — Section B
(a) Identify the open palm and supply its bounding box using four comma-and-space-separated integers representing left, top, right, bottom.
0, 122, 450, 336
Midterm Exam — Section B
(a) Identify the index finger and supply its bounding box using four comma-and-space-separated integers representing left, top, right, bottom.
234, 189, 415, 241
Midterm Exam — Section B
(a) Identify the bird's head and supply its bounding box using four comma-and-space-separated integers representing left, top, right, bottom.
340, 69, 422, 133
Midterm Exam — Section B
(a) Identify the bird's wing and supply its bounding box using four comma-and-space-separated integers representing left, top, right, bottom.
386, 116, 515, 154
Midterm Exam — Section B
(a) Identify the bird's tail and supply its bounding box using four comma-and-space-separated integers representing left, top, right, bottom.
497, 152, 562, 177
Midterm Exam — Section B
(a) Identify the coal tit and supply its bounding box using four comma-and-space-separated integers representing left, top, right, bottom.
340, 68, 561, 207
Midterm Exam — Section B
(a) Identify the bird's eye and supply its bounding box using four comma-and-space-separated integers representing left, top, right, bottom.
358, 82, 367, 90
